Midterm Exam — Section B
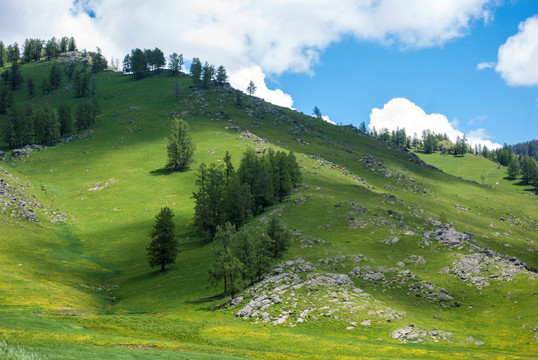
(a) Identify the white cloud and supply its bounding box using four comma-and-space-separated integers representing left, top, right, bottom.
496, 15, 538, 86
0, 0, 497, 106
468, 115, 486, 125
369, 98, 502, 149
476, 61, 495, 70
321, 115, 336, 125
467, 128, 502, 150
228, 66, 293, 108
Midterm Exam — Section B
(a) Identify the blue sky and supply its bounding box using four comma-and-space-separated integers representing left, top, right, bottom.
1, 0, 536, 147
272, 0, 538, 146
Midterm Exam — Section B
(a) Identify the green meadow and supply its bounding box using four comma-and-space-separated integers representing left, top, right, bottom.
0, 60, 536, 359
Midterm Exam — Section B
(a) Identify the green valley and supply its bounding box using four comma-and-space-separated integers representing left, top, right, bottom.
0, 57, 536, 359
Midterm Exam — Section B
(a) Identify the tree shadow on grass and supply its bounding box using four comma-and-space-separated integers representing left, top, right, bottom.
150, 167, 174, 176
150, 165, 195, 176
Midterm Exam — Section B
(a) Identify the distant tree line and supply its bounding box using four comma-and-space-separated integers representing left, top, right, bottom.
208, 217, 291, 299
0, 37, 77, 66
121, 48, 229, 89
122, 48, 166, 79
2, 99, 99, 148
189, 57, 228, 89
193, 148, 301, 241
512, 139, 538, 161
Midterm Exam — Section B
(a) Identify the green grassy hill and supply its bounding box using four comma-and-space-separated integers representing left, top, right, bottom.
0, 59, 537, 359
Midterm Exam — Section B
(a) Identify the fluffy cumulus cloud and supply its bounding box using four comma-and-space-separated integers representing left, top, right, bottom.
228, 66, 293, 108
496, 15, 538, 86
369, 98, 502, 149
0, 0, 496, 106
321, 115, 336, 125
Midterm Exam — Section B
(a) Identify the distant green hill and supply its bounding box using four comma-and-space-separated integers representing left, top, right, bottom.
0, 58, 537, 359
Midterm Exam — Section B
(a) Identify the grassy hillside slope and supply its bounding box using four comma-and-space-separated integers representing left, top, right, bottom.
0, 60, 536, 359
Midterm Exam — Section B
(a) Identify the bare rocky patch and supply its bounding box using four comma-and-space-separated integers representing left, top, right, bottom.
233, 259, 405, 328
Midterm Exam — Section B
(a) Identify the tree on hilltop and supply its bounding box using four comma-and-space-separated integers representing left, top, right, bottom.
246, 80, 256, 96
454, 136, 468, 157
202, 62, 215, 89
68, 37, 76, 51
216, 65, 228, 86
190, 57, 202, 87
147, 207, 178, 273
91, 47, 108, 73
167, 118, 195, 171
168, 53, 183, 76
313, 106, 322, 120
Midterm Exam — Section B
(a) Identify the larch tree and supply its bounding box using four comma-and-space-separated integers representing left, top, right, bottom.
167, 118, 195, 171
312, 106, 322, 120
147, 207, 178, 273
246, 80, 256, 96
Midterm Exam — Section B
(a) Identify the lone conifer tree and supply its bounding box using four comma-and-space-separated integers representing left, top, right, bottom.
167, 118, 195, 171
147, 207, 177, 273
246, 80, 256, 96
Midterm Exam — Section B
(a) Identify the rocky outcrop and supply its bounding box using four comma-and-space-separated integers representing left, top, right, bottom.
440, 252, 535, 288
233, 259, 405, 327
391, 325, 452, 343
349, 266, 456, 307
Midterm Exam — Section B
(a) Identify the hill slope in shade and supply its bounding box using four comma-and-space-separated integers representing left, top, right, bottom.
0, 61, 537, 359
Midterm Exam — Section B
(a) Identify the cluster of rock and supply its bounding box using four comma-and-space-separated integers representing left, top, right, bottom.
422, 224, 475, 250
401, 255, 427, 265
359, 154, 384, 171
299, 236, 330, 248
335, 200, 367, 216
318, 256, 346, 269
233, 259, 405, 328
381, 236, 400, 245
359, 154, 426, 194
58, 130, 94, 143
440, 252, 535, 288
308, 154, 371, 188
391, 325, 452, 343
87, 178, 116, 192
0, 171, 41, 221
1, 168, 68, 224
10, 144, 45, 160
349, 266, 456, 307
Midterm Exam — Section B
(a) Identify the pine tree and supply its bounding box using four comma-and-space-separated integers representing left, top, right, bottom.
313, 106, 322, 119
49, 64, 62, 90
202, 62, 215, 89
0, 41, 7, 67
58, 103, 72, 135
0, 88, 14, 114
216, 65, 228, 86
9, 61, 23, 90
507, 157, 520, 180
266, 215, 291, 260
193, 163, 226, 240
27, 76, 35, 97
168, 53, 181, 76
208, 223, 243, 299
246, 80, 256, 96
273, 151, 292, 202
146, 207, 177, 273
68, 37, 76, 51
167, 118, 195, 171
190, 57, 202, 87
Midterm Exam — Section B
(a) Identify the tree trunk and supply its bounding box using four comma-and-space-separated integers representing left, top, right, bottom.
160, 264, 165, 273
